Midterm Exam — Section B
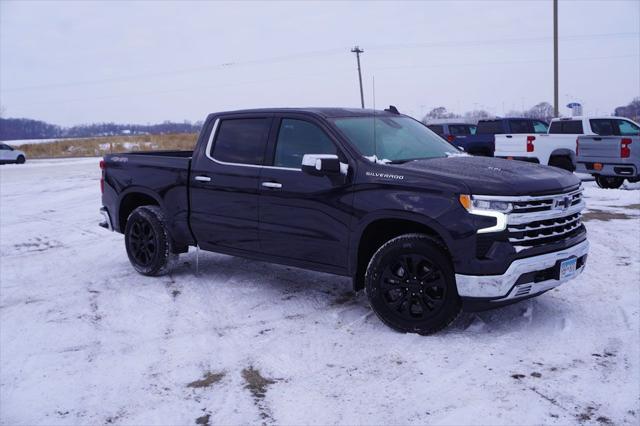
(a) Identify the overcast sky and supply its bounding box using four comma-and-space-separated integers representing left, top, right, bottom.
1, 0, 638, 126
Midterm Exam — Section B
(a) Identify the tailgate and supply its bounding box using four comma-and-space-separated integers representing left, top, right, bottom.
494, 134, 528, 155
577, 136, 621, 160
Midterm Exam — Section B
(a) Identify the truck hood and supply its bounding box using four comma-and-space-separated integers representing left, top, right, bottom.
396, 156, 581, 196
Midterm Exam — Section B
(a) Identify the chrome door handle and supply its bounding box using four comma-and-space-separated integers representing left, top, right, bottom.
261, 182, 282, 189
194, 175, 211, 182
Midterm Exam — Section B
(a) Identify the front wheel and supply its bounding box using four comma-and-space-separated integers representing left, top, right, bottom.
549, 156, 574, 172
16, 155, 25, 164
595, 175, 624, 189
125, 206, 178, 276
364, 234, 461, 335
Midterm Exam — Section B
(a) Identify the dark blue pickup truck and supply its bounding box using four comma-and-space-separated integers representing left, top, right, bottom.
452, 118, 549, 156
100, 107, 588, 334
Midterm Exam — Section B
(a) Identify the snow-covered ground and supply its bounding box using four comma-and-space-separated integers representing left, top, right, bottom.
1, 158, 639, 425
2, 138, 77, 147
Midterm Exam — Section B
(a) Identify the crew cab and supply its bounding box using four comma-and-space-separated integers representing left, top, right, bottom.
0, 143, 26, 164
576, 133, 639, 189
451, 118, 548, 157
495, 116, 640, 172
99, 107, 588, 335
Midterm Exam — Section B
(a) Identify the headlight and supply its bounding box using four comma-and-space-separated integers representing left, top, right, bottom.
459, 194, 508, 233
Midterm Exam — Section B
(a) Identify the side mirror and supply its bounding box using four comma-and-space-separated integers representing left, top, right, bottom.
301, 154, 346, 176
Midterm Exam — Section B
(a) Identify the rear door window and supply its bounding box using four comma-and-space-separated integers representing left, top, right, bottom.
508, 119, 534, 134
476, 121, 503, 135
549, 120, 583, 134
427, 125, 444, 135
449, 125, 472, 136
273, 119, 337, 168
590, 119, 616, 136
211, 118, 272, 165
614, 119, 640, 136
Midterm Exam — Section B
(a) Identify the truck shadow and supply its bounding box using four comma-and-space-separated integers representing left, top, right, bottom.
169, 250, 573, 336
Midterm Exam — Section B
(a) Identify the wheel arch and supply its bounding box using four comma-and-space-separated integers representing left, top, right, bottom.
117, 188, 163, 232
350, 212, 452, 291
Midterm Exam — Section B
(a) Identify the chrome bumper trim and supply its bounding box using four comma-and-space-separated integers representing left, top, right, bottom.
455, 239, 589, 299
99, 207, 113, 231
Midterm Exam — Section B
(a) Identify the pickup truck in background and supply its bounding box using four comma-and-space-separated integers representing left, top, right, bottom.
427, 123, 477, 145
495, 116, 640, 172
576, 135, 639, 189
451, 118, 548, 157
100, 107, 588, 335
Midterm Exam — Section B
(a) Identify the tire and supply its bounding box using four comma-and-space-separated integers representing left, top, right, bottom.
595, 175, 624, 189
364, 233, 461, 335
124, 205, 178, 276
549, 156, 574, 172
16, 155, 26, 164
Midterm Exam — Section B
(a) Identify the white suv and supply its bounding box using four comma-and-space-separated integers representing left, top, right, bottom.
0, 143, 27, 164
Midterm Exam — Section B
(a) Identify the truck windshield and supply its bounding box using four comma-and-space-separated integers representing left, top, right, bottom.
332, 116, 461, 163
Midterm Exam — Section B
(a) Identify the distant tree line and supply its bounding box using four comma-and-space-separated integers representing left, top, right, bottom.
0, 118, 203, 141
423, 98, 640, 124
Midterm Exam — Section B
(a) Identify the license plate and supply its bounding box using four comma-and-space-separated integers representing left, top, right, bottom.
559, 258, 577, 280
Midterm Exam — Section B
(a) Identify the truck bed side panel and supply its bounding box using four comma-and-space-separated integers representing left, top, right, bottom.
102, 152, 195, 246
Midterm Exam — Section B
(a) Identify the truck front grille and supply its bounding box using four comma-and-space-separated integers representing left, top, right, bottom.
505, 188, 585, 252
508, 213, 583, 247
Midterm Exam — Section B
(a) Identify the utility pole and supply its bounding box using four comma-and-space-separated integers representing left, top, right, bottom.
553, 0, 559, 117
351, 46, 365, 108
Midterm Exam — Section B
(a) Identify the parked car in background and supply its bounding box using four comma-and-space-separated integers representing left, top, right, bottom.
576, 133, 639, 189
0, 143, 26, 164
99, 107, 588, 335
495, 116, 640, 172
427, 123, 477, 145
452, 118, 548, 157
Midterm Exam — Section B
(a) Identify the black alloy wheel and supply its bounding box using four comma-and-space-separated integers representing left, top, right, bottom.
365, 234, 461, 335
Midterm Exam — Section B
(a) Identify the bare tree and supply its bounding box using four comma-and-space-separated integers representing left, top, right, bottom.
524, 102, 554, 121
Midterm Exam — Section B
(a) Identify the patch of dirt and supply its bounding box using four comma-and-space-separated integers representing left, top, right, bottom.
511, 373, 526, 379
530, 372, 542, 378
187, 371, 225, 389
242, 366, 277, 399
582, 209, 634, 222
195, 414, 211, 425
242, 366, 281, 423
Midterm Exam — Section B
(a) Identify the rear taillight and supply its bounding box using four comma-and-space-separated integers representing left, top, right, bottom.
621, 138, 632, 158
576, 137, 579, 156
526, 135, 535, 152
446, 134, 455, 143
99, 160, 106, 194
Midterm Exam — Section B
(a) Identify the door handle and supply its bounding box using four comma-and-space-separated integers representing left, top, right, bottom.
506, 135, 513, 138
261, 182, 282, 189
194, 175, 211, 182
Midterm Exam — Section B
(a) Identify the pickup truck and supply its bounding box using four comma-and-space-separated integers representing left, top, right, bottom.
450, 118, 548, 157
494, 116, 640, 172
99, 107, 589, 335
576, 135, 639, 189
426, 123, 477, 145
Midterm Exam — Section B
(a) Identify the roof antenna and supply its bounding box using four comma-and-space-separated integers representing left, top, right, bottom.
372, 76, 377, 162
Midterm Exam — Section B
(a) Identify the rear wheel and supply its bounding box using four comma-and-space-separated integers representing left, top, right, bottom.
364, 234, 461, 335
16, 155, 25, 164
549, 156, 574, 172
595, 175, 624, 189
125, 206, 178, 276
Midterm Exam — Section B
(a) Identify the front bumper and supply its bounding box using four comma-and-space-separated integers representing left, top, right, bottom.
456, 239, 589, 302
577, 161, 638, 178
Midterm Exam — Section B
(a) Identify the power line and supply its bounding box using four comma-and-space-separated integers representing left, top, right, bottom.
1, 31, 636, 93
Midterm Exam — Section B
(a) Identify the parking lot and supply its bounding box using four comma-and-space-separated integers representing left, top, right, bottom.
1, 158, 639, 425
